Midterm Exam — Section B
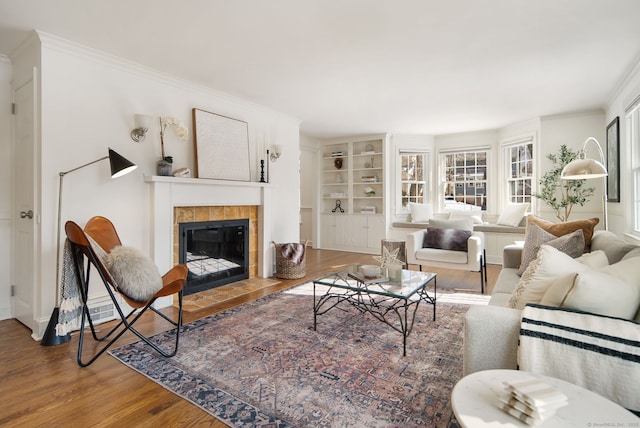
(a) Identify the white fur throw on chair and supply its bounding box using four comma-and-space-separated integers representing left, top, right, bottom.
104, 245, 162, 302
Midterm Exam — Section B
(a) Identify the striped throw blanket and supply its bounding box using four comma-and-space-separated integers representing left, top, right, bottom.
518, 304, 640, 414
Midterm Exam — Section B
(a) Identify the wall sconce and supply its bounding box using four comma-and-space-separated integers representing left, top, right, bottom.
130, 114, 153, 142
270, 145, 282, 162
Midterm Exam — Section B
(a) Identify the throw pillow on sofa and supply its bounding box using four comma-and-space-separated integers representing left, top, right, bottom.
517, 224, 585, 276
575, 250, 609, 269
527, 215, 599, 252
510, 245, 640, 319
541, 256, 640, 320
508, 245, 591, 310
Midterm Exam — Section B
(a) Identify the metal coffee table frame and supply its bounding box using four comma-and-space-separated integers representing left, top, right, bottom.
312, 265, 436, 356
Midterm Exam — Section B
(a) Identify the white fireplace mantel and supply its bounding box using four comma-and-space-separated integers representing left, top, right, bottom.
144, 175, 273, 283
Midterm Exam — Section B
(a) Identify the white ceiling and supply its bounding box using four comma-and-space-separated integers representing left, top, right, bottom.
1, 0, 640, 138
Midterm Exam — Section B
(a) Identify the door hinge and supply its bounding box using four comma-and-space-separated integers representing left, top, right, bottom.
11, 103, 16, 115
11, 285, 15, 297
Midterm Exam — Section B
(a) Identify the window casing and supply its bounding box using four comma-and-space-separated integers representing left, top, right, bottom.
441, 150, 488, 211
629, 106, 640, 234
399, 151, 429, 211
505, 140, 534, 204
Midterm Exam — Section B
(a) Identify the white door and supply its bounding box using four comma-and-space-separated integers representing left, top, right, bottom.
12, 79, 36, 330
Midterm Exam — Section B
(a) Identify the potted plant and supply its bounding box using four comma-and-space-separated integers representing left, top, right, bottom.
157, 116, 188, 176
533, 144, 595, 222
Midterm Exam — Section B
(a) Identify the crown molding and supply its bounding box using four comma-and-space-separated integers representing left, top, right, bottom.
34, 30, 300, 127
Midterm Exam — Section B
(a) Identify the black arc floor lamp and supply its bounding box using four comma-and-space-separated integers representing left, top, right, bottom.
40, 148, 137, 346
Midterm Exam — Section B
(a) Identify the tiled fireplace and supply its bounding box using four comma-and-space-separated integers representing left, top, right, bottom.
145, 175, 273, 306
174, 207, 258, 294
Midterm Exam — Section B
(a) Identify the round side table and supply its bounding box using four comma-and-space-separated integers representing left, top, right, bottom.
451, 369, 639, 427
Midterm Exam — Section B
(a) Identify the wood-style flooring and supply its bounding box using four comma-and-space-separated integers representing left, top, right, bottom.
0, 248, 500, 427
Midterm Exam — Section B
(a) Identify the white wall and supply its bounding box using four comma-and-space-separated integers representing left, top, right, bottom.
300, 134, 321, 246
0, 56, 12, 320
606, 57, 640, 236
13, 31, 300, 335
538, 111, 606, 225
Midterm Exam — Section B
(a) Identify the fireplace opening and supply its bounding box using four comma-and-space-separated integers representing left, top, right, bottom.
179, 219, 249, 295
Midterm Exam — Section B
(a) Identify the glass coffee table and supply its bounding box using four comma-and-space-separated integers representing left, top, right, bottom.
312, 265, 436, 356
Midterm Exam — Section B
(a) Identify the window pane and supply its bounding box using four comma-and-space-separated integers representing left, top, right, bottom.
506, 141, 534, 207
400, 152, 428, 212
441, 149, 488, 211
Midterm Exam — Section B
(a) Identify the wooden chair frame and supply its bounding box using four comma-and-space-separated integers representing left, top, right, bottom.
64, 216, 187, 367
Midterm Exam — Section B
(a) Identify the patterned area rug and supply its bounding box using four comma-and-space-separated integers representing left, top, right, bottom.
110, 284, 489, 427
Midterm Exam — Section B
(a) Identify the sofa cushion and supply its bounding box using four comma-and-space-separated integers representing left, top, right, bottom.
415, 247, 469, 264
496, 203, 529, 227
517, 224, 584, 275
493, 268, 521, 296
527, 215, 599, 251
591, 230, 639, 264
423, 228, 472, 252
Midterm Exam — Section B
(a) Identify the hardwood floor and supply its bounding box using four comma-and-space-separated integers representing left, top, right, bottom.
0, 248, 500, 427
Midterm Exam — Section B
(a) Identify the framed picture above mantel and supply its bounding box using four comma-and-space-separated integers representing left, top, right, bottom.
192, 108, 251, 182
606, 116, 620, 203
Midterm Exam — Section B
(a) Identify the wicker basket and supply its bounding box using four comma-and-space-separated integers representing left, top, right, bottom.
273, 241, 308, 279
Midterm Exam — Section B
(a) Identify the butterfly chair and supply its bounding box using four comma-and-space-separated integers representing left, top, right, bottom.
64, 216, 188, 367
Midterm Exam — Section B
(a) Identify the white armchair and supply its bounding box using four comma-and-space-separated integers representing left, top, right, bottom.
406, 228, 487, 293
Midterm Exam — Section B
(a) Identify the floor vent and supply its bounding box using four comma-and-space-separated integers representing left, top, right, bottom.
87, 302, 116, 323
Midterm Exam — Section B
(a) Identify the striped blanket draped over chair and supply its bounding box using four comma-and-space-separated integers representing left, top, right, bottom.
518, 304, 640, 414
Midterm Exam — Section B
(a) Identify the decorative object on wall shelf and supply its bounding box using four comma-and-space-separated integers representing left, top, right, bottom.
335, 173, 343, 183
334, 157, 343, 169
193, 108, 251, 181
157, 116, 188, 176
130, 114, 152, 142
332, 199, 345, 213
365, 143, 374, 152
606, 117, 620, 203
364, 186, 376, 197
259, 159, 266, 183
361, 175, 378, 182
173, 167, 191, 178
157, 158, 172, 176
360, 205, 376, 214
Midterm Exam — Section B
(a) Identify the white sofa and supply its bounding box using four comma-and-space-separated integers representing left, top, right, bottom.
463, 230, 640, 376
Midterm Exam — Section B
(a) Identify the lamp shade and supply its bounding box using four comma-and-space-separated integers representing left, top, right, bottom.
108, 149, 138, 178
560, 158, 607, 180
